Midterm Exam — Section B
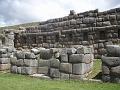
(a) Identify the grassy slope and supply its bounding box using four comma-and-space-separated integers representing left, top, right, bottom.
0, 60, 120, 90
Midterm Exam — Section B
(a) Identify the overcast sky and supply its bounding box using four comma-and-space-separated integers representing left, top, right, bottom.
0, 0, 120, 27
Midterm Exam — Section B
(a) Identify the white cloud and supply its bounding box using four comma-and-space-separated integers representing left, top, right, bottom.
0, 0, 120, 27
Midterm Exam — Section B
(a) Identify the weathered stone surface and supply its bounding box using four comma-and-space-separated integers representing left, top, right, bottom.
102, 75, 111, 82
69, 54, 92, 63
21, 67, 37, 75
37, 67, 49, 75
60, 73, 69, 80
60, 54, 68, 63
50, 58, 60, 68
15, 51, 25, 59
10, 57, 17, 65
101, 56, 120, 66
106, 45, 120, 57
24, 59, 38, 67
50, 68, 60, 78
102, 64, 110, 75
0, 54, 9, 58
0, 58, 10, 64
25, 52, 36, 59
40, 49, 53, 59
70, 74, 86, 80
17, 67, 22, 74
72, 63, 87, 75
111, 66, 120, 75
77, 46, 92, 54
11, 66, 17, 73
16, 59, 24, 66
60, 63, 72, 74
38, 60, 50, 67
0, 48, 7, 54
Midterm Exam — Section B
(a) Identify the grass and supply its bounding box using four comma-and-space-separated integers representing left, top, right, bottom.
0, 60, 120, 90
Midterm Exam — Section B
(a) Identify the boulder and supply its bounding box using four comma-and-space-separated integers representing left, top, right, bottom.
50, 68, 60, 78
0, 58, 10, 64
60, 63, 72, 74
50, 58, 60, 68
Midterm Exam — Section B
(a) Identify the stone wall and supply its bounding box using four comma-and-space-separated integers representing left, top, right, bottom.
102, 45, 120, 83
14, 8, 120, 58
10, 46, 94, 80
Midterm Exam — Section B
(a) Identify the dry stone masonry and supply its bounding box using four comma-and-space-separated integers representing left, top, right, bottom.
10, 46, 94, 80
102, 45, 120, 83
13, 8, 120, 58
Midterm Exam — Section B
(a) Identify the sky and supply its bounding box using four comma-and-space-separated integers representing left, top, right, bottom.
0, 0, 120, 27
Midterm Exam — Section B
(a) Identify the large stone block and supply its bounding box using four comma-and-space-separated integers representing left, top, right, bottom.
60, 63, 72, 74
11, 66, 17, 73
60, 73, 69, 80
16, 59, 24, 66
106, 45, 120, 57
50, 68, 60, 78
17, 67, 22, 74
40, 49, 53, 59
102, 75, 111, 82
50, 58, 60, 68
77, 46, 92, 54
102, 64, 110, 75
37, 67, 49, 75
0, 48, 7, 54
69, 54, 92, 63
70, 74, 86, 80
15, 51, 25, 59
24, 59, 38, 67
60, 54, 68, 63
38, 59, 50, 67
72, 63, 87, 75
0, 54, 9, 58
101, 56, 120, 67
25, 52, 36, 59
0, 64, 10, 70
0, 58, 10, 64
111, 66, 120, 76
21, 67, 37, 75
10, 57, 17, 65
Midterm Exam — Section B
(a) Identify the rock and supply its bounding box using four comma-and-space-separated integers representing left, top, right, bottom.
72, 63, 87, 75
25, 52, 36, 59
21, 67, 37, 75
102, 75, 111, 82
77, 46, 92, 54
11, 66, 17, 73
60, 54, 68, 63
10, 57, 17, 65
60, 73, 69, 80
24, 59, 38, 67
101, 56, 120, 66
102, 64, 110, 75
17, 67, 22, 74
37, 67, 49, 75
60, 63, 72, 74
50, 58, 60, 68
0, 58, 10, 64
111, 66, 120, 76
40, 49, 53, 60
16, 59, 24, 66
38, 60, 50, 67
15, 51, 25, 59
0, 48, 7, 54
50, 68, 60, 78
69, 54, 92, 63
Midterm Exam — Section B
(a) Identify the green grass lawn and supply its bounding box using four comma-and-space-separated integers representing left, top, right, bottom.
0, 60, 120, 90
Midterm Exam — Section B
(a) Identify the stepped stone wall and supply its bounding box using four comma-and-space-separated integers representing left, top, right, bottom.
102, 45, 120, 83
13, 8, 120, 58
10, 46, 94, 80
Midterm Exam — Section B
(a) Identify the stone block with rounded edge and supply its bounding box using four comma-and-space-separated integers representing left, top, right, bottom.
50, 58, 60, 68
60, 63, 72, 74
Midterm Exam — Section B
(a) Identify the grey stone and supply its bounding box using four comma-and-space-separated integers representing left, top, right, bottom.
102, 75, 110, 82
0, 58, 10, 64
70, 74, 86, 80
37, 67, 49, 75
102, 63, 110, 75
21, 67, 37, 75
24, 59, 38, 67
60, 54, 68, 63
0, 54, 9, 58
50, 68, 60, 78
10, 57, 17, 65
69, 54, 92, 64
15, 51, 25, 59
111, 66, 120, 75
50, 58, 60, 68
11, 66, 17, 73
60, 63, 72, 74
0, 64, 10, 70
38, 59, 50, 67
0, 48, 7, 54
101, 56, 120, 66
72, 63, 87, 75
16, 59, 24, 66
40, 49, 53, 59
77, 46, 92, 54
25, 52, 36, 59
17, 67, 22, 74
60, 73, 69, 80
